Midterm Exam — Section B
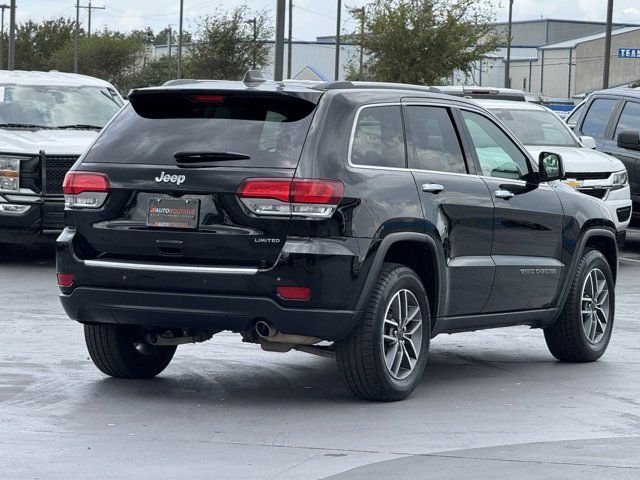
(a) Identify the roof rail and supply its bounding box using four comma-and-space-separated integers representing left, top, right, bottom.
243, 70, 267, 84
312, 81, 354, 91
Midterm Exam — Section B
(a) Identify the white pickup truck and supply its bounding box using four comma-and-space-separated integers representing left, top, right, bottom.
0, 70, 123, 246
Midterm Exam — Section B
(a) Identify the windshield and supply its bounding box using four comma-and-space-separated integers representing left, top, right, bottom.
0, 84, 123, 128
489, 108, 579, 147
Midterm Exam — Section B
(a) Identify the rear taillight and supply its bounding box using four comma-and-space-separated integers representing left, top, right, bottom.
237, 178, 344, 219
63, 172, 110, 209
277, 286, 311, 300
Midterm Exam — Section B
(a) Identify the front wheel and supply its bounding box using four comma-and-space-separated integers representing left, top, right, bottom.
336, 263, 430, 401
84, 324, 177, 378
544, 249, 615, 362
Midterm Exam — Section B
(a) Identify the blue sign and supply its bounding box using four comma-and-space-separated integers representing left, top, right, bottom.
618, 48, 640, 59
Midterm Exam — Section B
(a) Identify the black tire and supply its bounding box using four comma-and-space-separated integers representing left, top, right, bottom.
544, 249, 615, 362
84, 324, 177, 378
336, 263, 431, 401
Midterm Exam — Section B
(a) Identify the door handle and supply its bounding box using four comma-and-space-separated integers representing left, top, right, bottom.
495, 189, 515, 200
422, 183, 445, 194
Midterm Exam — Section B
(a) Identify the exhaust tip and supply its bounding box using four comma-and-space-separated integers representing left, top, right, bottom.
255, 320, 272, 339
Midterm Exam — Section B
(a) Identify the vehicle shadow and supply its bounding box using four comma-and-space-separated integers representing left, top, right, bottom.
0, 243, 55, 266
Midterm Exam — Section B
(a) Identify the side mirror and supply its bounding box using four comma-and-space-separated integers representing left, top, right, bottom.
538, 152, 564, 182
579, 136, 597, 149
617, 129, 640, 151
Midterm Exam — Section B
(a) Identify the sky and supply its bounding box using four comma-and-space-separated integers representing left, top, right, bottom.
10, 0, 640, 41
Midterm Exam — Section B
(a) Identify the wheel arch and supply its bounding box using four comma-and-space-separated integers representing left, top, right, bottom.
355, 233, 445, 330
555, 227, 618, 311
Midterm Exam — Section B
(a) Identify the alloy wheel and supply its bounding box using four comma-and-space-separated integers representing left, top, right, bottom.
580, 268, 610, 344
382, 289, 423, 380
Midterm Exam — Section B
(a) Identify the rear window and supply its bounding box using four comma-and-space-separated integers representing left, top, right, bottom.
82, 91, 317, 168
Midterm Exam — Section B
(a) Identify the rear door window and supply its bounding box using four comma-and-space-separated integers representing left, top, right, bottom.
581, 98, 617, 138
350, 105, 406, 168
82, 91, 318, 168
614, 101, 640, 137
405, 106, 467, 173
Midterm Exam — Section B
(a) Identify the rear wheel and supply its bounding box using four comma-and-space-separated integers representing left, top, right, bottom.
84, 324, 176, 378
336, 263, 430, 401
544, 249, 614, 362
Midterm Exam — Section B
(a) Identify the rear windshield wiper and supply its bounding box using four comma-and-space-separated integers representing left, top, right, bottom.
56, 124, 103, 130
174, 151, 251, 163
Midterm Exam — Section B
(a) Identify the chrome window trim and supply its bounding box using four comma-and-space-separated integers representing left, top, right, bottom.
83, 259, 258, 275
347, 102, 407, 172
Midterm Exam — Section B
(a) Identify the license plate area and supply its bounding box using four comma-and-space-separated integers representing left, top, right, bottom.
147, 197, 200, 229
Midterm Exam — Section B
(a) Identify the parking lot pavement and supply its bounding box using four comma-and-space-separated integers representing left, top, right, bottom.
1, 244, 639, 480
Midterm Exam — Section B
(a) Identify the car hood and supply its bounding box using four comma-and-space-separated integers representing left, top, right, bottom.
525, 146, 624, 174
0, 128, 99, 156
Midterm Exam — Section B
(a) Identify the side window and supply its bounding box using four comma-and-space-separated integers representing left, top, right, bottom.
581, 98, 617, 138
461, 110, 529, 180
351, 106, 405, 168
406, 106, 467, 174
614, 101, 640, 137
566, 102, 584, 127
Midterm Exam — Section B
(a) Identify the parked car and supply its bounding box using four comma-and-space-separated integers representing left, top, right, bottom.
435, 85, 527, 102
57, 74, 618, 401
478, 99, 631, 244
570, 88, 640, 224
566, 99, 587, 129
0, 70, 124, 246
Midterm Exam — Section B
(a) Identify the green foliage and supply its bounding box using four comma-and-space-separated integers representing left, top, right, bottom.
346, 0, 502, 84
48, 31, 145, 92
130, 56, 180, 89
186, 6, 272, 80
14, 18, 78, 71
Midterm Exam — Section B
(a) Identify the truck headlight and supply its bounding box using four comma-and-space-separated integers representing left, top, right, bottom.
0, 157, 19, 192
612, 170, 628, 190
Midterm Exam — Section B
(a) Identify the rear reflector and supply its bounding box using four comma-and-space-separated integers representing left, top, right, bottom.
57, 273, 74, 287
63, 172, 110, 195
277, 286, 311, 300
237, 178, 344, 219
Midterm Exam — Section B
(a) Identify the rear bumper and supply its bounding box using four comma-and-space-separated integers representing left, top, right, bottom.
60, 287, 361, 341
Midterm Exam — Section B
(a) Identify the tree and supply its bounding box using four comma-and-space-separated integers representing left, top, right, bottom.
13, 18, 77, 71
130, 55, 180, 88
186, 6, 272, 80
346, 0, 502, 84
48, 30, 146, 92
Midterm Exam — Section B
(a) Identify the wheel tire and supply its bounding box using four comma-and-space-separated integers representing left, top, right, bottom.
544, 249, 615, 362
84, 324, 177, 378
336, 262, 431, 401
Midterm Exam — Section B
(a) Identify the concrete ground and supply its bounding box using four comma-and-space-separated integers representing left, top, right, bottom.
1, 233, 640, 480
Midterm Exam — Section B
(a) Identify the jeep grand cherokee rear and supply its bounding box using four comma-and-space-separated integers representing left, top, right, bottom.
58, 76, 618, 401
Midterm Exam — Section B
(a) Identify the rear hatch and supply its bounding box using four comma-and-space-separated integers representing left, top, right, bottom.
68, 87, 321, 268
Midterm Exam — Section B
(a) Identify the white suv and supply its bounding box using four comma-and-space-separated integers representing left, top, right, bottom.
0, 70, 123, 246
477, 99, 632, 241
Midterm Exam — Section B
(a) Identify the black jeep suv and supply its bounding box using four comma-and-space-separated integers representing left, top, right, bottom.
57, 74, 618, 401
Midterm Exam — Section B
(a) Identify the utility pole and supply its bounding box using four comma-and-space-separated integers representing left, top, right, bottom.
79, 1, 105, 38
274, 0, 285, 81
74, 1, 79, 73
287, 0, 293, 78
246, 18, 257, 69
603, 0, 614, 89
8, 0, 15, 70
177, 0, 184, 78
504, 0, 514, 88
353, 7, 365, 80
0, 4, 10, 70
334, 0, 342, 81
167, 25, 172, 58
